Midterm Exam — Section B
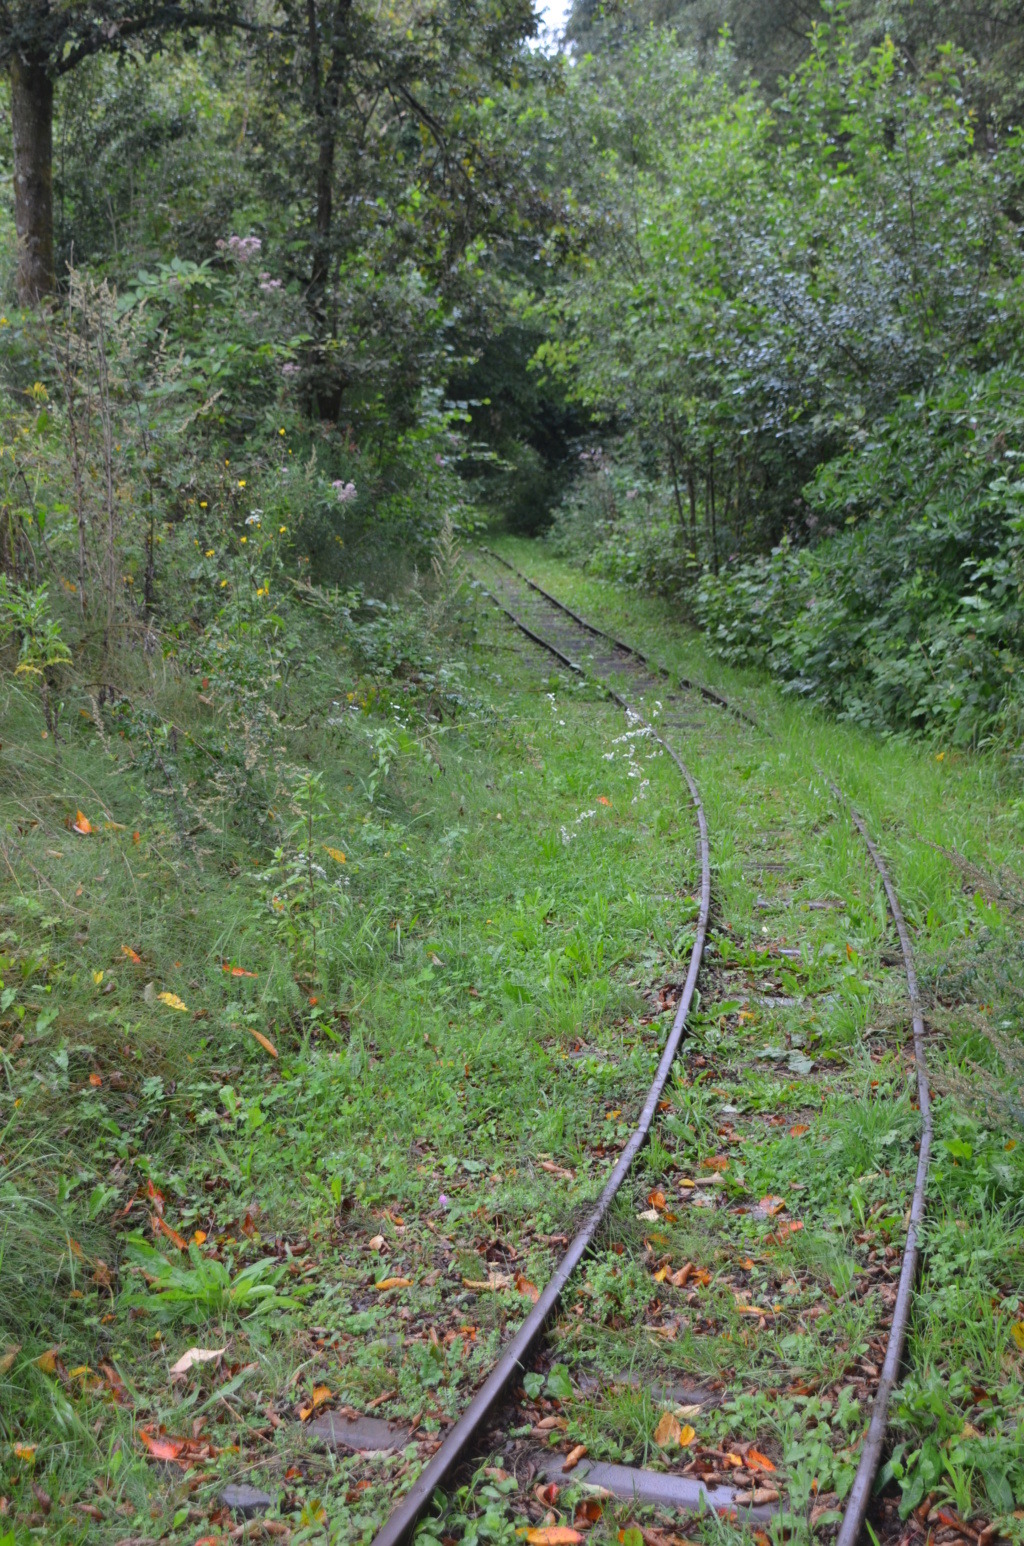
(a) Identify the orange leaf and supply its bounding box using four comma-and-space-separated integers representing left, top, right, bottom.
759, 1195, 786, 1217
146, 1180, 165, 1215
703, 1155, 729, 1172
789, 1124, 809, 1137
375, 1277, 413, 1291
89, 1073, 103, 1088
575, 1499, 603, 1524
222, 963, 258, 978
72, 811, 93, 835
597, 796, 611, 806
647, 1189, 666, 1209
514, 1273, 540, 1304
121, 946, 142, 964
191, 1230, 207, 1246
34, 1349, 58, 1374
246, 1027, 278, 1058
770, 1219, 804, 1242
152, 1216, 188, 1251
748, 1448, 776, 1473
139, 1429, 185, 1462
299, 1384, 332, 1421
563, 1443, 587, 1472
525, 1531, 583, 1545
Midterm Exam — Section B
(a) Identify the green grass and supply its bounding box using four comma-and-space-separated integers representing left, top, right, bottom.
0, 544, 1022, 1544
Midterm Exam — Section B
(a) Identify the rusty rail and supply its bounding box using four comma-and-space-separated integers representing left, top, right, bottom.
369, 586, 711, 1546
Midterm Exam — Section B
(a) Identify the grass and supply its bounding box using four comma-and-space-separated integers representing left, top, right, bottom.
0, 539, 1021, 1544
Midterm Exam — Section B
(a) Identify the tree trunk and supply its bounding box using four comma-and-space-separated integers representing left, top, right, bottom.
10, 55, 55, 306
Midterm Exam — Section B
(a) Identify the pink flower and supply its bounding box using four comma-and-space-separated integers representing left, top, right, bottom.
332, 480, 357, 503
218, 234, 262, 262
437, 1193, 449, 1210
282, 362, 300, 377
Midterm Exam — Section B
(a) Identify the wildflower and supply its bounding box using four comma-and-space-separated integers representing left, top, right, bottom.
438, 1194, 449, 1211
238, 479, 246, 489
282, 362, 300, 377
260, 278, 283, 293
279, 525, 287, 534
217, 234, 262, 262
220, 579, 228, 588
256, 586, 267, 598
240, 536, 247, 544
245, 512, 261, 526
199, 500, 208, 509
279, 428, 286, 436
332, 480, 357, 503
205, 549, 215, 557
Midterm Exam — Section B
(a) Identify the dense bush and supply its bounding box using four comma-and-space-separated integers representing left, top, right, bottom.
695, 369, 1024, 742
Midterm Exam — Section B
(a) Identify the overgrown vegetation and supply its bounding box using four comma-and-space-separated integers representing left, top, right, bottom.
1, 0, 1024, 1541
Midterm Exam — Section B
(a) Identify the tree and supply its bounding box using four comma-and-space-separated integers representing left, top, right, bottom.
0, 2, 250, 305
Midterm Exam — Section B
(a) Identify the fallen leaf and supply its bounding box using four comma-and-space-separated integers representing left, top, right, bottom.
673, 1404, 702, 1420
515, 1272, 540, 1303
299, 1385, 332, 1421
121, 946, 142, 964
156, 992, 188, 1012
563, 1443, 587, 1472
653, 1265, 669, 1283
170, 1347, 225, 1377
670, 1263, 693, 1287
463, 1273, 511, 1291
100, 1362, 131, 1405
222, 963, 258, 978
703, 1155, 729, 1172
152, 1216, 188, 1251
524, 1530, 583, 1545
89, 1073, 102, 1087
637, 1208, 660, 1222
0, 1344, 21, 1375
247, 1027, 278, 1058
759, 1195, 786, 1217
789, 1124, 810, 1137
13, 1443, 36, 1462
33, 1349, 58, 1374
653, 1412, 682, 1447
72, 811, 93, 835
31, 1482, 51, 1514
575, 1499, 603, 1524
597, 796, 611, 806
748, 1448, 776, 1473
375, 1277, 413, 1291
647, 1189, 666, 1209
138, 1429, 185, 1461
191, 1231, 207, 1246
92, 971, 104, 986
368, 1234, 386, 1252
1011, 1322, 1024, 1351
323, 847, 346, 863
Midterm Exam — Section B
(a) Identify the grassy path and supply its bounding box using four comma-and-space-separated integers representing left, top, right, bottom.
0, 546, 1021, 1544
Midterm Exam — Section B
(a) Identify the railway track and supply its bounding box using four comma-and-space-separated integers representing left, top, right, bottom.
367, 552, 933, 1546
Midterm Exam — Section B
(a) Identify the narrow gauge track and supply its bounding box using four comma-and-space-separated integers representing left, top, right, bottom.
369, 555, 933, 1546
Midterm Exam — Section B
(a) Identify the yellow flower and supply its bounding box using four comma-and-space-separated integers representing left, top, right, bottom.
279, 428, 286, 435
935, 751, 945, 762
220, 579, 228, 588
200, 500, 208, 508
279, 525, 287, 533
238, 479, 246, 488
205, 549, 215, 557
240, 536, 247, 544
256, 586, 267, 598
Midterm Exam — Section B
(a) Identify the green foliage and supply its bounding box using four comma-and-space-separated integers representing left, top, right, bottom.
123, 1237, 306, 1321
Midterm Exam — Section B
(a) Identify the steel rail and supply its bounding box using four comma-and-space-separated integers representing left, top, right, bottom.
369, 586, 712, 1546
823, 776, 933, 1546
479, 545, 759, 728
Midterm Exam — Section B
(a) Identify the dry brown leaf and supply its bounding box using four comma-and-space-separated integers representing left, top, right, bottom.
0, 1344, 21, 1375
368, 1234, 386, 1252
247, 1027, 278, 1058
170, 1347, 225, 1378
515, 1272, 540, 1303
653, 1411, 682, 1447
563, 1443, 587, 1472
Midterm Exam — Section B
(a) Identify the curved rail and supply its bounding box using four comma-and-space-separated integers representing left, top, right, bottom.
370, 566, 934, 1546
823, 777, 933, 1546
370, 585, 712, 1546
480, 545, 759, 729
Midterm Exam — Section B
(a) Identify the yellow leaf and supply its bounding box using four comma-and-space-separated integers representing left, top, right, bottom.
1010, 1322, 1024, 1350
375, 1277, 413, 1292
679, 1423, 696, 1446
523, 1531, 583, 1545
156, 992, 188, 1012
323, 846, 346, 863
93, 971, 104, 986
299, 1384, 332, 1421
653, 1411, 682, 1447
247, 1027, 278, 1058
34, 1349, 58, 1374
13, 1443, 36, 1462
0, 1344, 21, 1375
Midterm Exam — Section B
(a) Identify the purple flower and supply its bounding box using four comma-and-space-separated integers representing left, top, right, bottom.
332, 480, 357, 503
282, 362, 300, 377
437, 1193, 449, 1211
218, 234, 262, 262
